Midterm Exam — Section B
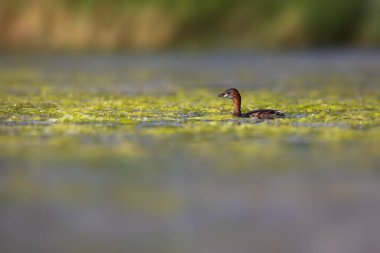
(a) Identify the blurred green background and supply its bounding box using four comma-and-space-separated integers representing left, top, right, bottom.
0, 0, 379, 51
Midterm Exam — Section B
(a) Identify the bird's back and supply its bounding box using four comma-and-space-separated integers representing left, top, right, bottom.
244, 109, 285, 119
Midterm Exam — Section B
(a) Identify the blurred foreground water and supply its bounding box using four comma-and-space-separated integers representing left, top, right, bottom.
0, 51, 380, 253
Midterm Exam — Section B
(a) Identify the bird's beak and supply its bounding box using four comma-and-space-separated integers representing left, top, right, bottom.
218, 92, 227, 98
218, 92, 231, 99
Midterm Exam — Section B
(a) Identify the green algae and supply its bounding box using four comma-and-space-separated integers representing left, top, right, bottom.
1, 84, 379, 171
1, 53, 380, 174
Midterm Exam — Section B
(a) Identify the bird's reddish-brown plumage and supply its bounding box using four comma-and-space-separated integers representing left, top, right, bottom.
218, 88, 285, 119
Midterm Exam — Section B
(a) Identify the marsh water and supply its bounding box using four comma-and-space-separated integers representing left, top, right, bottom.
1, 51, 380, 253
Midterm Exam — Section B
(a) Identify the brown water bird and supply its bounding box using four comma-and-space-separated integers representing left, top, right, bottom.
218, 88, 285, 119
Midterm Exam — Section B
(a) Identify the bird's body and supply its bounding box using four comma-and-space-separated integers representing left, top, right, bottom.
218, 88, 285, 119
241, 109, 285, 119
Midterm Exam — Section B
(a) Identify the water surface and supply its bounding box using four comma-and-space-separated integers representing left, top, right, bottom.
1, 51, 380, 253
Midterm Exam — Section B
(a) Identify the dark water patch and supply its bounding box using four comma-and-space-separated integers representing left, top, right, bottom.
0, 119, 56, 126
1, 51, 380, 94
138, 120, 185, 128
67, 121, 123, 127
288, 113, 307, 118
290, 122, 351, 128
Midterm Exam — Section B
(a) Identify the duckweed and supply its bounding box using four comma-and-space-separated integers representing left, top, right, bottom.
0, 83, 379, 171
0, 53, 379, 173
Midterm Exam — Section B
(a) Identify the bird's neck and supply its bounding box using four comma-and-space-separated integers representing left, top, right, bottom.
232, 96, 242, 117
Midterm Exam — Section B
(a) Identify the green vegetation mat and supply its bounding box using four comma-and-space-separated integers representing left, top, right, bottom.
1, 79, 379, 171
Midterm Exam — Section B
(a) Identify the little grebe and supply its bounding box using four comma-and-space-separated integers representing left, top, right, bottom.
218, 88, 285, 119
